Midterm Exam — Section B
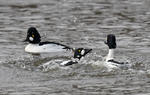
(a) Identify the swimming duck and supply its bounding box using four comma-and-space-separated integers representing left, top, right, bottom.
24, 27, 73, 54
60, 48, 92, 66
104, 34, 129, 69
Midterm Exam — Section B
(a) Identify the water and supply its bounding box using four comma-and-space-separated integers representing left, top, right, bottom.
0, 0, 150, 94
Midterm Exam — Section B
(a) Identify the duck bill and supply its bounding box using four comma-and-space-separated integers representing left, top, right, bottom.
104, 41, 107, 45
23, 38, 28, 42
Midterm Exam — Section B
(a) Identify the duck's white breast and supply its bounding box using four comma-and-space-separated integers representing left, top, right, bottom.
25, 44, 66, 54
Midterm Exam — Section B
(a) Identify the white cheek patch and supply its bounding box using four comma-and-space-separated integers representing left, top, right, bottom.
29, 37, 34, 41
81, 50, 85, 55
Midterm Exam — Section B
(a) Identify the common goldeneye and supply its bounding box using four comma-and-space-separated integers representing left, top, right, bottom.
40, 48, 92, 69
60, 48, 92, 66
104, 34, 129, 69
24, 27, 73, 54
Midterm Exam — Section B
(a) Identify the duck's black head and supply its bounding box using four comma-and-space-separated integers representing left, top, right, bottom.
74, 48, 92, 60
24, 27, 41, 44
105, 34, 117, 49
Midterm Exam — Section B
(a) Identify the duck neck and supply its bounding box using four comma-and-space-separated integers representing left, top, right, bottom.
106, 49, 115, 61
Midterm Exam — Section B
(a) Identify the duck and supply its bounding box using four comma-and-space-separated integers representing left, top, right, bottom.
103, 34, 129, 69
24, 27, 73, 54
40, 48, 92, 69
60, 48, 92, 66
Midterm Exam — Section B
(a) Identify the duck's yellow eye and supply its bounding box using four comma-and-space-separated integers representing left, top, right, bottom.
78, 50, 81, 53
32, 34, 34, 38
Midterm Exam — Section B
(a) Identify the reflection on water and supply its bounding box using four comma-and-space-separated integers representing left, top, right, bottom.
0, 0, 150, 94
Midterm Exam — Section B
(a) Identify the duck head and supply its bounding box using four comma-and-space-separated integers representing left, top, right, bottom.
24, 27, 41, 44
105, 34, 117, 49
73, 48, 92, 60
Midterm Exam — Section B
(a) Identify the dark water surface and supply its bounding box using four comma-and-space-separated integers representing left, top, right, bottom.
0, 0, 150, 95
